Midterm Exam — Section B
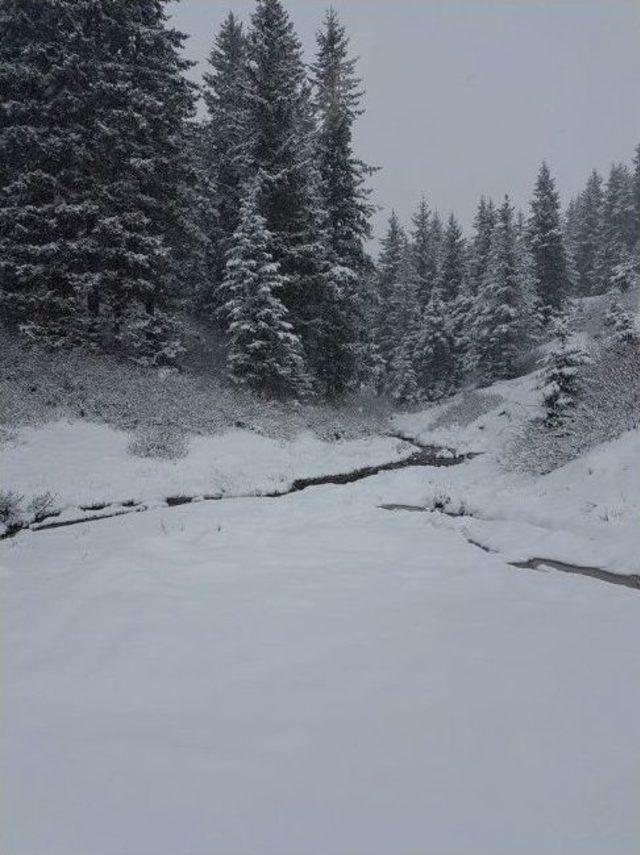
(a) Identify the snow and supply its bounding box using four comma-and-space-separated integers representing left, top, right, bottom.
2, 370, 639, 854
390, 376, 640, 574
2, 470, 639, 855
0, 420, 408, 507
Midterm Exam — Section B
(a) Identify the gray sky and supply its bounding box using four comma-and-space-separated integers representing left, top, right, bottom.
167, 0, 640, 243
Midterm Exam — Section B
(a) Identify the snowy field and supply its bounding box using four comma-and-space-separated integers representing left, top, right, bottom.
2, 373, 639, 855
2, 466, 639, 855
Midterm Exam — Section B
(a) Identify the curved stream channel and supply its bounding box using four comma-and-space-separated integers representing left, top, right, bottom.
6, 434, 637, 591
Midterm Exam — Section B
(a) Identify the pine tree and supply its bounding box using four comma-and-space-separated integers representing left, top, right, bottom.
542, 314, 589, 430
376, 211, 407, 370
469, 196, 497, 296
385, 246, 420, 399
414, 285, 454, 401
244, 0, 323, 325
224, 181, 310, 399
597, 163, 636, 291
0, 0, 91, 342
0, 0, 197, 350
475, 196, 528, 382
437, 214, 466, 302
96, 0, 198, 341
572, 170, 603, 296
388, 333, 420, 406
201, 12, 248, 315
528, 162, 569, 322
311, 8, 373, 271
436, 213, 468, 385
310, 8, 374, 395
410, 197, 438, 309
605, 288, 638, 345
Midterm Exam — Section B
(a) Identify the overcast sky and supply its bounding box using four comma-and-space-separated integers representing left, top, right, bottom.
167, 0, 640, 243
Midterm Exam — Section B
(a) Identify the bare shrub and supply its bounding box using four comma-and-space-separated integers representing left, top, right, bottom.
128, 426, 189, 460
0, 490, 23, 527
26, 492, 58, 523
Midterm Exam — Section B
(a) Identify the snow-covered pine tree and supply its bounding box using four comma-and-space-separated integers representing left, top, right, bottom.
385, 246, 421, 401
475, 196, 528, 383
542, 314, 589, 430
528, 162, 570, 322
224, 181, 310, 399
243, 0, 326, 336
310, 8, 375, 396
414, 285, 454, 401
468, 196, 497, 296
0, 0, 98, 343
596, 163, 636, 291
571, 170, 603, 296
201, 12, 248, 317
410, 198, 437, 310
0, 0, 197, 352
605, 288, 638, 345
376, 211, 407, 371
388, 333, 420, 406
287, 79, 358, 398
437, 214, 466, 303
428, 211, 444, 274
311, 8, 373, 272
435, 213, 469, 385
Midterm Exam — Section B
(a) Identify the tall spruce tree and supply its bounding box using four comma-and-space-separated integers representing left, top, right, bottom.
475, 196, 528, 382
528, 162, 569, 321
437, 214, 466, 302
311, 7, 374, 395
244, 0, 320, 320
597, 163, 636, 291
385, 246, 420, 399
0, 0, 197, 349
433, 214, 467, 386
414, 285, 454, 401
311, 8, 373, 271
469, 196, 497, 295
572, 170, 603, 296
201, 12, 248, 315
224, 181, 310, 398
410, 198, 434, 309
376, 211, 407, 370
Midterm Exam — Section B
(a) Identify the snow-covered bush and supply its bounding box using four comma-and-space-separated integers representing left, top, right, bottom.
542, 316, 590, 430
604, 289, 638, 345
0, 490, 57, 536
128, 427, 189, 461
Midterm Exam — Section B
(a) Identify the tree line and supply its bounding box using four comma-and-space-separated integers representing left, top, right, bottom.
1, 0, 638, 402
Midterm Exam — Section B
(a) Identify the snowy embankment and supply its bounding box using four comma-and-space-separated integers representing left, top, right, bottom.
389, 372, 640, 576
0, 421, 409, 508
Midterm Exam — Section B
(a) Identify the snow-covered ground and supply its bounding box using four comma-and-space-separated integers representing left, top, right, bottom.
2, 470, 639, 855
2, 370, 639, 855
0, 421, 408, 506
